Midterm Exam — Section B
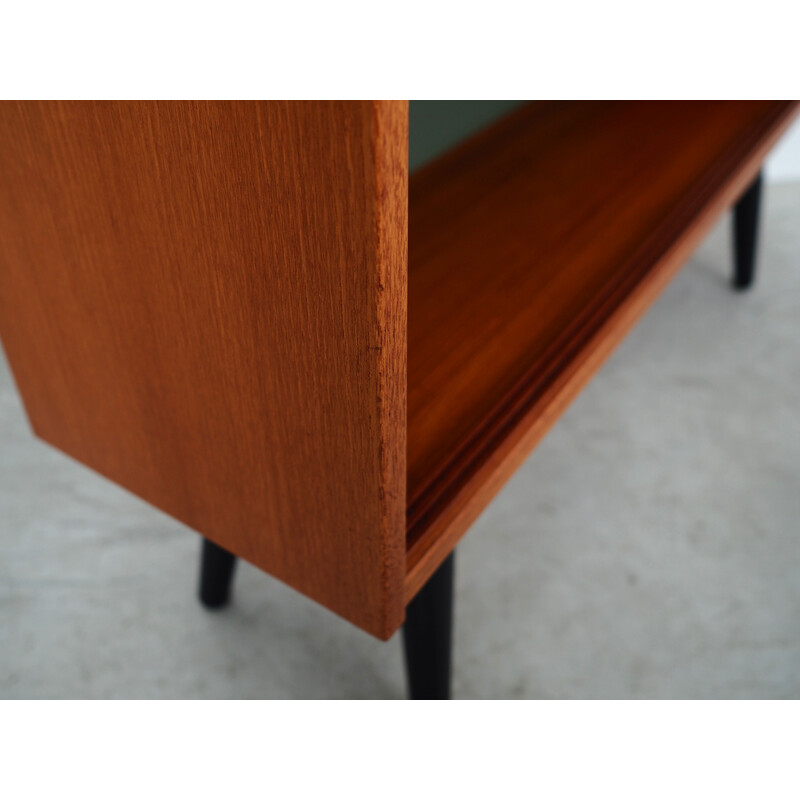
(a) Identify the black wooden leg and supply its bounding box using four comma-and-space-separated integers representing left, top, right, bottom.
733, 170, 763, 290
402, 552, 454, 700
199, 538, 237, 609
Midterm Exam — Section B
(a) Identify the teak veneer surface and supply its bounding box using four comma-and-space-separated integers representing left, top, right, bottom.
0, 101, 408, 639
1, 101, 797, 638
405, 100, 798, 598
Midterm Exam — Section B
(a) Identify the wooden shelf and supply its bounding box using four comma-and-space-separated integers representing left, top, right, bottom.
3, 102, 797, 638
405, 100, 798, 598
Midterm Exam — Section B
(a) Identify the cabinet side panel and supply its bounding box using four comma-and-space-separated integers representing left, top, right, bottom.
0, 101, 408, 638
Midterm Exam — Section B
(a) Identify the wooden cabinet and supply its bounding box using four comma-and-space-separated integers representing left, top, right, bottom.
0, 101, 796, 641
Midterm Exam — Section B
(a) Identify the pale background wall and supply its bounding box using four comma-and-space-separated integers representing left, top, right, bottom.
765, 116, 800, 182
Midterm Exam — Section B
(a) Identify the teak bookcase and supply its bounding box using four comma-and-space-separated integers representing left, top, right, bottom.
0, 102, 797, 663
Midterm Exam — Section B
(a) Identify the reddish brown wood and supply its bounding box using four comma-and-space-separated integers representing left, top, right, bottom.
2, 101, 797, 639
405, 100, 799, 601
0, 101, 408, 639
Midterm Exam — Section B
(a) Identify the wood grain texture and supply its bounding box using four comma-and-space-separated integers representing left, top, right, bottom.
0, 101, 408, 639
405, 100, 799, 600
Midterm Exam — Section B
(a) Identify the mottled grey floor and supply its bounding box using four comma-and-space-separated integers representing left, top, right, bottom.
2, 183, 799, 699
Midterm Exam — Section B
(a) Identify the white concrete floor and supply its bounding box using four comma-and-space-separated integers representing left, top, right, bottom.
1, 183, 799, 699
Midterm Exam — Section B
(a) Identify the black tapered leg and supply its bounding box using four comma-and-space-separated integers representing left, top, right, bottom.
402, 552, 455, 700
733, 170, 763, 290
199, 538, 238, 609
